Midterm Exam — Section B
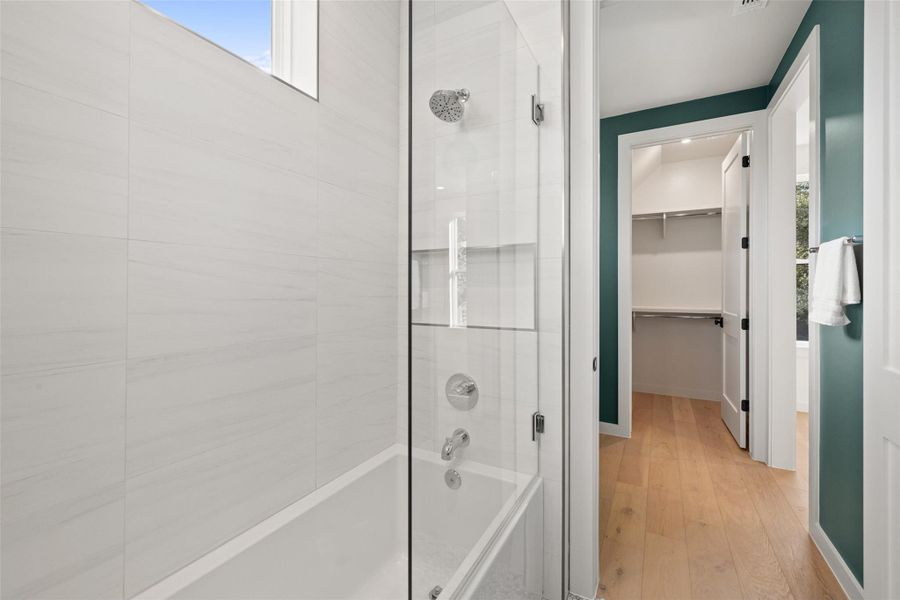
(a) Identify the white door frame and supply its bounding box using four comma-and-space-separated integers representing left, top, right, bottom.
863, 1, 899, 598
609, 111, 771, 463
765, 26, 820, 482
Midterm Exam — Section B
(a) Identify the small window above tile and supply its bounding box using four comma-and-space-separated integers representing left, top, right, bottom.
141, 0, 318, 99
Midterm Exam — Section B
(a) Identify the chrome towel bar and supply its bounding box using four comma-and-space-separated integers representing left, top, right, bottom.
809, 235, 863, 254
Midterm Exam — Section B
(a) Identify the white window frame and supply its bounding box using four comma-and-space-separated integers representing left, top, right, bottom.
272, 0, 319, 100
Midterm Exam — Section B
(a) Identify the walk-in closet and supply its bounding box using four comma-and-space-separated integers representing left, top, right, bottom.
630, 134, 739, 407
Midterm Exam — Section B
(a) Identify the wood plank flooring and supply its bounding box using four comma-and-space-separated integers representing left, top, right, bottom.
598, 394, 845, 600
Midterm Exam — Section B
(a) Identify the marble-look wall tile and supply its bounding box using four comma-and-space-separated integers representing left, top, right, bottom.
129, 124, 317, 256
316, 383, 397, 487
317, 327, 399, 411
317, 107, 400, 205
0, 0, 129, 116
129, 2, 317, 178
316, 327, 398, 484
432, 1, 526, 68
1, 362, 125, 600
401, 325, 436, 450
126, 336, 317, 478
320, 0, 401, 69
127, 241, 316, 359
318, 183, 398, 264
2, 1, 405, 597
0, 81, 128, 238
318, 0, 400, 141
124, 394, 315, 597
317, 259, 397, 334
0, 229, 127, 375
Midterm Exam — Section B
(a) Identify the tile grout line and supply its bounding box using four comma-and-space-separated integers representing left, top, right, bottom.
123, 2, 133, 596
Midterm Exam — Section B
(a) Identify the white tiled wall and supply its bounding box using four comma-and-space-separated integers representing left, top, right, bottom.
0, 1, 402, 597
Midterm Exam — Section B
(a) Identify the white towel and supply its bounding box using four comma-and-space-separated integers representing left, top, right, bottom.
809, 237, 861, 326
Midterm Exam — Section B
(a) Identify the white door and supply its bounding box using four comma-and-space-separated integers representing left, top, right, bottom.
864, 2, 900, 597
721, 134, 749, 448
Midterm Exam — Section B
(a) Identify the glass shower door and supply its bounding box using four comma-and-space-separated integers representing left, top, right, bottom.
408, 1, 543, 598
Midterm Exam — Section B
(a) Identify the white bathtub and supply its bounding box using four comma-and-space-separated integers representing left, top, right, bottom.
133, 444, 539, 600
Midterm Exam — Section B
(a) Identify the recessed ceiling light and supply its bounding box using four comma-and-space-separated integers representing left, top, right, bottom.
681, 138, 692, 144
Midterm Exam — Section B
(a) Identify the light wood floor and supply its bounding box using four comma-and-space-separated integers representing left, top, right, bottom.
598, 393, 845, 600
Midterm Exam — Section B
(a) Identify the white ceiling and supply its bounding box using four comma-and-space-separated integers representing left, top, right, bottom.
660, 132, 739, 162
598, 0, 811, 118
632, 133, 738, 187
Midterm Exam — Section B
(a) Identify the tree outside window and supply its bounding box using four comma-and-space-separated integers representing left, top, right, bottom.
796, 180, 810, 342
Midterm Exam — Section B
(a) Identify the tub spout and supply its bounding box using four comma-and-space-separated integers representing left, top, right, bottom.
441, 428, 470, 461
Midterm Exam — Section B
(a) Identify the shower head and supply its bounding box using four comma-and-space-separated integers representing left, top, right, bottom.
429, 88, 470, 123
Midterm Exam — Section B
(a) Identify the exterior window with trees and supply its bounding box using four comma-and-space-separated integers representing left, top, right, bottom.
796, 180, 810, 342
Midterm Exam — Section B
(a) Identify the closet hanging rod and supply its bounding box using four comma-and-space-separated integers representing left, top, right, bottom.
632, 310, 723, 330
808, 235, 863, 254
632, 207, 722, 221
633, 313, 721, 320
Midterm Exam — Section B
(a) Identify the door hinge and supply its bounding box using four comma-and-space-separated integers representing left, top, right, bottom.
741, 317, 750, 331
741, 236, 749, 249
532, 411, 545, 441
531, 94, 544, 126
742, 155, 751, 168
741, 399, 749, 412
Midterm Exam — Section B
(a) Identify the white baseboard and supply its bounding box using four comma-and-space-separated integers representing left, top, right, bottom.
810, 522, 863, 600
598, 421, 629, 438
632, 382, 722, 402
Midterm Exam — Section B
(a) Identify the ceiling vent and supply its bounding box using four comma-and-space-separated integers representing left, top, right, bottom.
733, 0, 768, 15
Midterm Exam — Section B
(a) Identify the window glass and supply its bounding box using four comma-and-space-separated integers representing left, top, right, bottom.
142, 0, 317, 99
796, 180, 810, 342
143, 1, 272, 71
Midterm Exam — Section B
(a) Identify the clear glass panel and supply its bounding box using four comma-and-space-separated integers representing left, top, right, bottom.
409, 1, 543, 598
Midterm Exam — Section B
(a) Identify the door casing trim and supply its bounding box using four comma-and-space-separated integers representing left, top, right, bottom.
612, 110, 770, 464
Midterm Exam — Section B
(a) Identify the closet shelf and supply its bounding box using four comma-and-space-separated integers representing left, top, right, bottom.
632, 207, 721, 239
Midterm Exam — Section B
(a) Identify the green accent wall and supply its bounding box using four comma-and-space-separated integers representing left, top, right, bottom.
598, 87, 769, 423
770, 0, 865, 585
598, 0, 864, 584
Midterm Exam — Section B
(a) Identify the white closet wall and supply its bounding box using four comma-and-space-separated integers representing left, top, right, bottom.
632, 156, 724, 215
632, 216, 722, 310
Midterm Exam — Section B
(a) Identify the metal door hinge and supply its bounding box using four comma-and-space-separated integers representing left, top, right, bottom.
741, 317, 749, 331
532, 411, 545, 441
741, 236, 749, 249
741, 399, 749, 412
532, 94, 544, 126
742, 155, 751, 168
